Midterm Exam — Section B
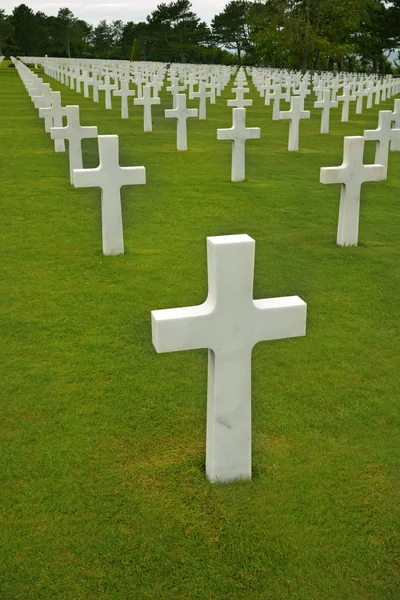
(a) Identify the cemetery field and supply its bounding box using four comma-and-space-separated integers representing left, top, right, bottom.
2, 62, 400, 600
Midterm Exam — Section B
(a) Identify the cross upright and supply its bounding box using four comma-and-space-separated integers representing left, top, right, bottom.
337, 85, 356, 122
134, 84, 161, 132
217, 108, 260, 182
320, 136, 385, 246
81, 70, 94, 98
165, 93, 198, 151
314, 88, 338, 134
152, 234, 307, 483
92, 72, 101, 103
50, 105, 98, 184
280, 96, 310, 151
98, 75, 118, 110
73, 135, 146, 256
265, 84, 283, 120
391, 99, 400, 151
351, 84, 368, 115
192, 81, 214, 120
364, 110, 400, 178
113, 78, 136, 119
39, 91, 67, 152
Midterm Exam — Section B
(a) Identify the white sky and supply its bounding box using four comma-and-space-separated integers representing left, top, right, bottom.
1, 0, 230, 24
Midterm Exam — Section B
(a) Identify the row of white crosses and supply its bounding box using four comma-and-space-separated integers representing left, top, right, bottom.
14, 58, 146, 257
14, 57, 400, 483
321, 101, 400, 246
15, 58, 308, 484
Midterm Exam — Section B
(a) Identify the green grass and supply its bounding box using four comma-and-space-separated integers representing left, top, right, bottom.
1, 62, 400, 599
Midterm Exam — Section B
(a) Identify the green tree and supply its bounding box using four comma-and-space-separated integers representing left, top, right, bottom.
0, 9, 15, 56
10, 4, 37, 55
212, 0, 253, 65
146, 0, 210, 62
130, 38, 141, 61
90, 19, 114, 58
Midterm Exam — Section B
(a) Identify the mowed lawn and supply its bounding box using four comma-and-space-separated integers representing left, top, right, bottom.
1, 58, 400, 599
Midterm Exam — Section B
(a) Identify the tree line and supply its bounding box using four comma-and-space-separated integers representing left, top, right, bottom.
0, 0, 399, 73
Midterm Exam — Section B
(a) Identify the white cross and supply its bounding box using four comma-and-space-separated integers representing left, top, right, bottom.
337, 85, 356, 122
279, 96, 310, 151
32, 82, 52, 111
50, 105, 98, 184
217, 108, 260, 182
92, 72, 101, 103
227, 87, 252, 109
39, 91, 66, 152
314, 88, 338, 134
320, 136, 385, 246
266, 84, 284, 121
165, 93, 198, 151
391, 99, 400, 151
98, 75, 118, 110
134, 84, 161, 132
167, 77, 186, 109
152, 234, 307, 483
73, 135, 146, 256
351, 84, 368, 115
80, 70, 94, 98
364, 110, 400, 178
113, 79, 136, 119
192, 82, 214, 120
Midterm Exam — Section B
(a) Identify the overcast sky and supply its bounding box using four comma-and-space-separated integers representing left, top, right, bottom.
1, 1, 230, 24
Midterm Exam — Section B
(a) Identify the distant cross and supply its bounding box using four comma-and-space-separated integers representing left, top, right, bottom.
192, 82, 214, 120
32, 82, 52, 112
227, 87, 253, 109
152, 234, 307, 483
98, 75, 118, 110
314, 88, 338, 134
337, 85, 356, 122
167, 77, 186, 109
280, 96, 310, 151
39, 91, 66, 152
165, 93, 198, 151
134, 84, 161, 132
351, 84, 368, 115
92, 72, 101, 103
73, 135, 146, 256
50, 105, 98, 184
320, 136, 385, 246
265, 84, 284, 121
374, 82, 382, 105
391, 99, 400, 151
364, 110, 400, 178
217, 108, 260, 182
81, 70, 94, 98
114, 78, 136, 119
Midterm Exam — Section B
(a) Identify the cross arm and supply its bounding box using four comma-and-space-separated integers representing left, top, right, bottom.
253, 296, 307, 345
73, 167, 103, 189
152, 302, 214, 353
320, 165, 347, 185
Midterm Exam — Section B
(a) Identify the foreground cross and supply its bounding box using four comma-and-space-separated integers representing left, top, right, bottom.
217, 108, 260, 182
152, 234, 307, 483
320, 136, 385, 246
50, 105, 98, 184
165, 93, 198, 151
73, 135, 146, 255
